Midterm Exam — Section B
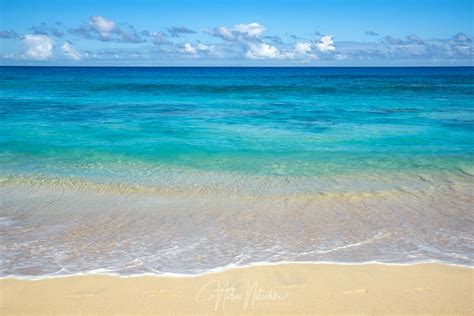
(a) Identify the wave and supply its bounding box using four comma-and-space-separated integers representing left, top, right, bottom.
1, 259, 472, 281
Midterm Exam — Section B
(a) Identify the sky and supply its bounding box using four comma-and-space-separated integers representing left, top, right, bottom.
0, 0, 472, 66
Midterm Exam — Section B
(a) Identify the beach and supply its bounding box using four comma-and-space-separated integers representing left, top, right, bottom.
1, 263, 472, 314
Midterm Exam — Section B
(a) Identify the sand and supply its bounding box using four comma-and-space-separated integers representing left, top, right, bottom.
1, 263, 472, 315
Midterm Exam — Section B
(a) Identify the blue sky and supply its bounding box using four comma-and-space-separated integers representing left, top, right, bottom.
1, 0, 472, 66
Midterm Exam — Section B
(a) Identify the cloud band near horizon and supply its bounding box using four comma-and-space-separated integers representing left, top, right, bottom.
1, 15, 472, 66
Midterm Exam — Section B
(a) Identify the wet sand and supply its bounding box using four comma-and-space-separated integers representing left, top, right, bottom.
1, 263, 472, 315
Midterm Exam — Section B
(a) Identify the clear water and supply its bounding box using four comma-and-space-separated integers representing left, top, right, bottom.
1, 67, 473, 277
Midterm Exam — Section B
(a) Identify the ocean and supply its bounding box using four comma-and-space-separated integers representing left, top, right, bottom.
0, 66, 473, 278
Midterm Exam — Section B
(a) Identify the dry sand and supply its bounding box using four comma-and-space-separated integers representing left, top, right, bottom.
1, 263, 472, 315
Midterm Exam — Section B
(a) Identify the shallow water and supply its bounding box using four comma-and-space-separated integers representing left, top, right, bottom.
0, 67, 473, 277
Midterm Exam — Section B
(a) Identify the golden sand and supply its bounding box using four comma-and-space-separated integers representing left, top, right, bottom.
1, 263, 472, 315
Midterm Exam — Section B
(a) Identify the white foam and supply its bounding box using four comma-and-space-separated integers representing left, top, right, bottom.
1, 259, 472, 281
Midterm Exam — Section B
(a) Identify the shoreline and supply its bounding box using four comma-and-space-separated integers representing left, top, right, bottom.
1, 263, 472, 314
1, 260, 473, 280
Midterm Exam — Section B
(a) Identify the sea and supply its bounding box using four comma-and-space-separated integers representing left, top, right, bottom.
1, 66, 473, 278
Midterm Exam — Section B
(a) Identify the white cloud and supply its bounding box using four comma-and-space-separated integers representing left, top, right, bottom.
11, 18, 471, 65
294, 42, 312, 54
290, 36, 337, 59
71, 17, 144, 43
183, 42, 197, 54
182, 42, 216, 55
289, 42, 318, 60
246, 42, 280, 59
89, 16, 116, 39
246, 41, 322, 60
233, 22, 265, 37
22, 34, 53, 60
210, 22, 266, 42
316, 35, 336, 52
196, 43, 214, 52
211, 26, 236, 41
62, 41, 82, 60
210, 24, 335, 61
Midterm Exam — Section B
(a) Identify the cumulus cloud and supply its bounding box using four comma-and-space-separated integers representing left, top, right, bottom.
70, 16, 114, 40
70, 16, 145, 43
62, 41, 82, 60
3, 16, 472, 65
206, 21, 336, 60
245, 42, 280, 59
209, 22, 265, 42
196, 42, 214, 52
182, 43, 197, 54
182, 42, 215, 55
315, 35, 336, 52
245, 40, 325, 61
294, 42, 312, 54
288, 42, 318, 60
234, 22, 265, 37
89, 16, 116, 39
209, 26, 237, 41
167, 26, 196, 37
22, 34, 54, 60
208, 21, 336, 60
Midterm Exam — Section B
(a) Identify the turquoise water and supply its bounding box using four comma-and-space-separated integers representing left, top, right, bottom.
1, 67, 473, 178
0, 67, 473, 277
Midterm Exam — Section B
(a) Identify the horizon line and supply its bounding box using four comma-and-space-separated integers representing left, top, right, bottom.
1, 65, 473, 68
